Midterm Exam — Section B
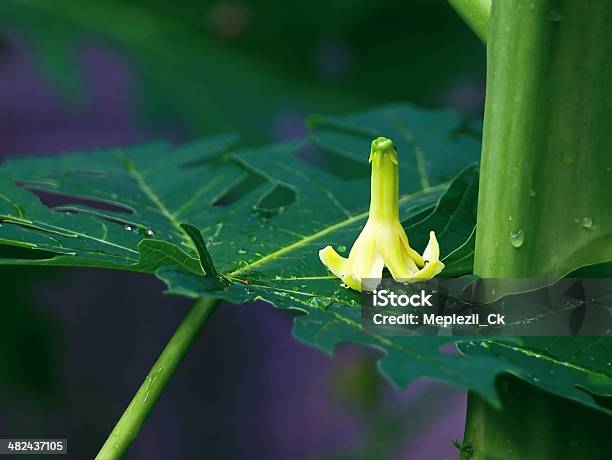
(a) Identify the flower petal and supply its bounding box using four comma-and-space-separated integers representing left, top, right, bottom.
422, 231, 441, 263
411, 260, 445, 280
345, 223, 384, 290
377, 225, 420, 280
319, 245, 348, 278
398, 225, 425, 267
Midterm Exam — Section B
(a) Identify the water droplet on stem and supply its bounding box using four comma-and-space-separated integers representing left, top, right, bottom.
509, 229, 524, 248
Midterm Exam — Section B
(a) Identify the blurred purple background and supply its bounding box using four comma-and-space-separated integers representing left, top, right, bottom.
0, 30, 473, 460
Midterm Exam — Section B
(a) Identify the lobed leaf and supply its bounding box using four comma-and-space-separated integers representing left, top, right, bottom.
2, 103, 609, 413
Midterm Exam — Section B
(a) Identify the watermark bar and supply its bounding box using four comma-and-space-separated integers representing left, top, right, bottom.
360, 278, 612, 336
0, 440, 67, 455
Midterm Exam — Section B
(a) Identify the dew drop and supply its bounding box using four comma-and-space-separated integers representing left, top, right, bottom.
509, 229, 524, 248
238, 249, 247, 254
336, 245, 347, 253
145, 229, 155, 237
508, 214, 513, 222
581, 217, 593, 228
124, 224, 133, 231
529, 188, 536, 197
308, 297, 330, 308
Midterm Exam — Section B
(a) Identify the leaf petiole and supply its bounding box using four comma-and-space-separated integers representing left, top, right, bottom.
95, 296, 219, 460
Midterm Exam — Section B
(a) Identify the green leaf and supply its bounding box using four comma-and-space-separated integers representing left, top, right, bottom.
460, 338, 612, 416
2, 102, 610, 414
0, 134, 240, 272
0, 103, 510, 402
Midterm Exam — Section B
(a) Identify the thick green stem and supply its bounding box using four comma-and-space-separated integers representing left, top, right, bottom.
475, 0, 612, 279
465, 1, 612, 458
96, 297, 219, 460
448, 0, 491, 43
461, 374, 612, 460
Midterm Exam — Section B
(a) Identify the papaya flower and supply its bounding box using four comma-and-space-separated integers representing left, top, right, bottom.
319, 137, 444, 291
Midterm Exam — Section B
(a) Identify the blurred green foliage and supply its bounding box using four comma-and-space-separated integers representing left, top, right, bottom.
0, 0, 485, 143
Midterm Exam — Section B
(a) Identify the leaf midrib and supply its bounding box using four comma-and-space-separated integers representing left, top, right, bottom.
228, 185, 445, 277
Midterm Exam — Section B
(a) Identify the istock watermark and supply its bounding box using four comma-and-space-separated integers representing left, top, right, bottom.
372, 289, 434, 307
360, 278, 612, 336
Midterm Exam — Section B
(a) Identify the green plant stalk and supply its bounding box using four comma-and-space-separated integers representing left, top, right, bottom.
475, 0, 612, 279
460, 374, 612, 460
96, 297, 219, 460
464, 1, 612, 458
447, 0, 491, 43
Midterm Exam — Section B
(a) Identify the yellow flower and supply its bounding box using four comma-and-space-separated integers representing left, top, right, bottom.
319, 137, 444, 291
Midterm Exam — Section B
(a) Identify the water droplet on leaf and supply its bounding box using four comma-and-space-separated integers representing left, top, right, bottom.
510, 229, 524, 248
529, 188, 536, 197
124, 224, 133, 231
581, 217, 592, 228
145, 229, 155, 237
308, 297, 330, 308
336, 245, 347, 253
